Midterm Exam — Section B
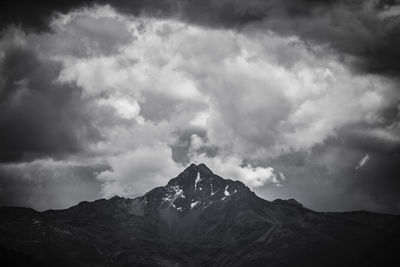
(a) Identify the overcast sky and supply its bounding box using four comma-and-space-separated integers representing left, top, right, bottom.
0, 0, 399, 214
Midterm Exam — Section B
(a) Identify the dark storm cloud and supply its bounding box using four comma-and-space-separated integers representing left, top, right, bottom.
264, 128, 400, 214
350, 152, 400, 213
0, 46, 100, 162
0, 0, 175, 32
0, 0, 97, 31
0, 0, 338, 31
184, 0, 400, 76
2, 1, 400, 75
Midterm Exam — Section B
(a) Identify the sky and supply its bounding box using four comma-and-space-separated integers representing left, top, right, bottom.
0, 0, 399, 214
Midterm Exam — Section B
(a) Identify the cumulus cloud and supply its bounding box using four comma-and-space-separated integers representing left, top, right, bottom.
34, 7, 135, 57
54, 11, 396, 160
97, 145, 183, 198
187, 134, 283, 188
193, 154, 282, 188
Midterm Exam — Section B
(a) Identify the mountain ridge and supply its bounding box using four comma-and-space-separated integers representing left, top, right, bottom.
1, 163, 400, 267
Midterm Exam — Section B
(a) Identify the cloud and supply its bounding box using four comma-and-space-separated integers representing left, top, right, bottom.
3, 1, 400, 77
34, 7, 135, 57
262, 135, 400, 214
0, 0, 333, 31
0, 39, 100, 163
97, 96, 142, 120
0, 0, 95, 31
97, 145, 183, 198
55, 12, 397, 160
0, 158, 106, 210
192, 152, 282, 188
355, 154, 370, 170
187, 134, 282, 188
183, 29, 394, 159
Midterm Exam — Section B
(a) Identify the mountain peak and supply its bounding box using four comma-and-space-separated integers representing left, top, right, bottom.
139, 163, 252, 216
183, 163, 214, 176
197, 163, 214, 175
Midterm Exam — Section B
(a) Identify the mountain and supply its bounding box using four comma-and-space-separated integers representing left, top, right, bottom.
1, 163, 400, 267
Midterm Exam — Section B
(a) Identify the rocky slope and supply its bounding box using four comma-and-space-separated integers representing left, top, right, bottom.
1, 163, 400, 266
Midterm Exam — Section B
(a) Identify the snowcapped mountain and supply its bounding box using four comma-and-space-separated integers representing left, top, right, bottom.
1, 164, 400, 266
111, 163, 255, 217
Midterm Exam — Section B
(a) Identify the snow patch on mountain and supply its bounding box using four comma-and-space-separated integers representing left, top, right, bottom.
224, 185, 230, 197
211, 183, 216, 196
191, 201, 199, 209
195, 172, 201, 190
163, 185, 184, 205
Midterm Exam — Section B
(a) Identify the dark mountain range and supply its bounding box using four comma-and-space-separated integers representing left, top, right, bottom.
1, 163, 400, 266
